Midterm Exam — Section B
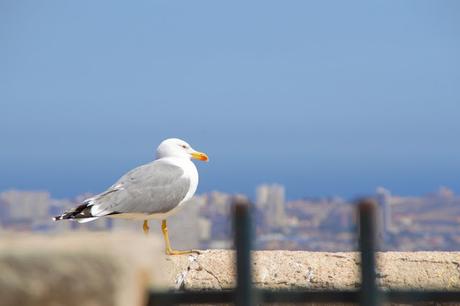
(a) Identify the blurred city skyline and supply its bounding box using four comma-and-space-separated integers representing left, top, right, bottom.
2, 184, 460, 251
1, 1, 460, 199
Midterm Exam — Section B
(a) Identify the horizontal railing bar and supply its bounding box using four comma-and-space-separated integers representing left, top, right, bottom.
148, 290, 359, 305
384, 290, 460, 303
147, 290, 233, 305
258, 289, 359, 303
148, 289, 460, 305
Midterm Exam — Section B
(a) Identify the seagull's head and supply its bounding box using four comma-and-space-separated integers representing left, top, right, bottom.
156, 138, 209, 162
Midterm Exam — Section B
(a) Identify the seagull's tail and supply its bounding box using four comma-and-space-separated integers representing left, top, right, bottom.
53, 202, 99, 223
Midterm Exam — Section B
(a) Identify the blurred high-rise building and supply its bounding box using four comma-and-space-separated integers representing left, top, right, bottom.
376, 187, 394, 243
168, 195, 206, 250
256, 184, 287, 231
0, 190, 50, 221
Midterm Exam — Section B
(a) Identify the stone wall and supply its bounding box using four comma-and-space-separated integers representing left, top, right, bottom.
0, 233, 162, 306
164, 250, 460, 291
1, 233, 459, 306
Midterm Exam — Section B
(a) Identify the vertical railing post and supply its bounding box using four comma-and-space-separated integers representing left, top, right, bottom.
358, 198, 381, 306
233, 198, 254, 306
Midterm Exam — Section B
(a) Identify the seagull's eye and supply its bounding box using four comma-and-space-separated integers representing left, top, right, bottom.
181, 145, 187, 149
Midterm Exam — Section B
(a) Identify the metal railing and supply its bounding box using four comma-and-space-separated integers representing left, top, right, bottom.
148, 198, 460, 305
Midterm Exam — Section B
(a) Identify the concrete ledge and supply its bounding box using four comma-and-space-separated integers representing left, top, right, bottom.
0, 233, 162, 306
1, 234, 460, 306
163, 250, 460, 291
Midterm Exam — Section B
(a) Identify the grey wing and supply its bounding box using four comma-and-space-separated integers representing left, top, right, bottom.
90, 160, 191, 216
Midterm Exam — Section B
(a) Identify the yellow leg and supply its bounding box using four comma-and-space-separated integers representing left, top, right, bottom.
143, 220, 149, 235
161, 219, 199, 255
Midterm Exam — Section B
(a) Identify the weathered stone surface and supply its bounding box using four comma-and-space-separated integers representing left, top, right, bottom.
0, 232, 162, 306
1, 234, 460, 306
377, 252, 460, 290
161, 250, 460, 291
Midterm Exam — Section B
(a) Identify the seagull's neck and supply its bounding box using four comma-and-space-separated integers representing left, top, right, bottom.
158, 156, 199, 202
157, 156, 195, 167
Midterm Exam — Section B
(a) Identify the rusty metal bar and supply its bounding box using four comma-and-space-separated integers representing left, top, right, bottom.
234, 198, 254, 306
358, 198, 380, 306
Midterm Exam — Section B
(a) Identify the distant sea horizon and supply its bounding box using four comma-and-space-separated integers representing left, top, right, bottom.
1, 184, 457, 202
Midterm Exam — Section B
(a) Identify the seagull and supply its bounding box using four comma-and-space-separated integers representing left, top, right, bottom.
53, 138, 209, 255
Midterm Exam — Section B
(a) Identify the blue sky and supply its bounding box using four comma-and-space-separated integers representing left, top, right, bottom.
1, 1, 459, 199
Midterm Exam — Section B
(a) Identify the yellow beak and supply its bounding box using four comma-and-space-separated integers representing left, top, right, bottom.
191, 151, 209, 162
